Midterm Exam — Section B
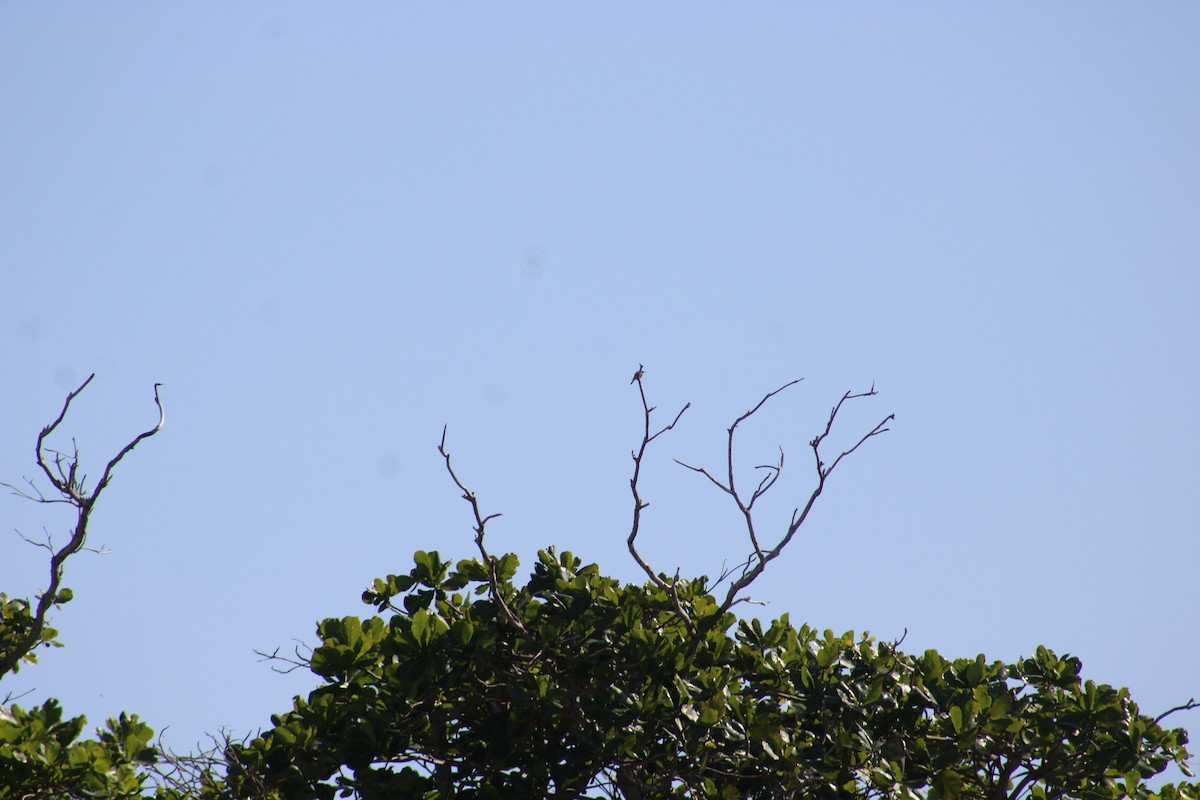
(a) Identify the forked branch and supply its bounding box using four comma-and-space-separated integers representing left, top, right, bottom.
709, 384, 892, 617
438, 427, 526, 633
627, 369, 893, 633
0, 376, 164, 677
675, 379, 802, 562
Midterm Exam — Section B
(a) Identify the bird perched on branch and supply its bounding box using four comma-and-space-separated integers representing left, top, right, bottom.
631, 365, 645, 384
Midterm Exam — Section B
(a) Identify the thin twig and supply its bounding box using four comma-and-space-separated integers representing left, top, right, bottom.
1, 686, 36, 705
711, 384, 892, 617
671, 380, 893, 626
626, 366, 694, 635
253, 641, 314, 675
438, 427, 526, 633
676, 380, 803, 562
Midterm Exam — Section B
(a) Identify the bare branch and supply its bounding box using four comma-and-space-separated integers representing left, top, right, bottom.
91, 383, 165, 503
0, 377, 164, 678
710, 384, 892, 617
1155, 697, 1199, 725
438, 427, 526, 634
1, 686, 36, 706
0, 477, 72, 505
626, 366, 694, 635
674, 380, 803, 568
810, 384, 893, 479
253, 641, 313, 675
709, 553, 757, 593
669, 379, 892, 627
672, 459, 727, 494
14, 528, 55, 553
724, 380, 803, 559
747, 448, 786, 510
885, 628, 909, 653
148, 727, 257, 797
33, 374, 96, 500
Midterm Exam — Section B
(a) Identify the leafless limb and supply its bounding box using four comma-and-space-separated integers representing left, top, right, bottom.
0, 376, 164, 678
4, 476, 70, 505
147, 728, 259, 797
708, 554, 756, 594
13, 528, 56, 552
884, 628, 909, 654
438, 427, 526, 634
1, 685, 35, 705
626, 367, 695, 635
703, 383, 893, 618
675, 379, 802, 563
641, 374, 891, 627
13, 527, 110, 556
253, 640, 314, 674
1155, 698, 1199, 725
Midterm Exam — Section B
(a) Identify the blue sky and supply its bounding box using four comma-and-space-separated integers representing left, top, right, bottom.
2, 2, 1197, 775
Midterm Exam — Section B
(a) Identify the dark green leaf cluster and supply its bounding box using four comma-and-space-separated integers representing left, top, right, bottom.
2, 589, 167, 800
0, 699, 157, 799
222, 550, 1199, 800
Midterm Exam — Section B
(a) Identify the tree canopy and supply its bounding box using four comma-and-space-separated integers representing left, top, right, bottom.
2, 372, 1197, 799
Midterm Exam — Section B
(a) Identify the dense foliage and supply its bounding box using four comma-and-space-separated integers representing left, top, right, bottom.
213, 548, 1198, 800
1, 593, 158, 799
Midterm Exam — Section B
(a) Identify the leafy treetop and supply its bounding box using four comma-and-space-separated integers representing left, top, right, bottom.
2, 371, 1196, 800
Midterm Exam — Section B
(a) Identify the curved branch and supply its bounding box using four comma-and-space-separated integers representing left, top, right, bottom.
0, 377, 165, 677
1155, 697, 1199, 725
90, 383, 165, 502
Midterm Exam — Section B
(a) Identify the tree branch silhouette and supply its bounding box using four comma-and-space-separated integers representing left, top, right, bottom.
0, 376, 164, 677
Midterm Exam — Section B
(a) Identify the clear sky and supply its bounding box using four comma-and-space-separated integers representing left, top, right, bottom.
2, 2, 1197, 777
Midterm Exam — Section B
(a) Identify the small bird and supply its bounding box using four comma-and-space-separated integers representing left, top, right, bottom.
631, 365, 645, 384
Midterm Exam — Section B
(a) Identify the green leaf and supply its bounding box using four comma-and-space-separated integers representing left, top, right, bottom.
938, 769, 964, 799
456, 559, 489, 581
495, 553, 520, 581
452, 620, 474, 645
411, 609, 430, 645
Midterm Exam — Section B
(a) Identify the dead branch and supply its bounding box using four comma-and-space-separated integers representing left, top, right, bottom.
148, 727, 257, 797
708, 384, 892, 617
1, 685, 35, 706
253, 640, 314, 674
0, 376, 164, 677
669, 378, 893, 624
675, 379, 802, 563
438, 427, 526, 634
1155, 697, 1199, 725
626, 366, 695, 635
